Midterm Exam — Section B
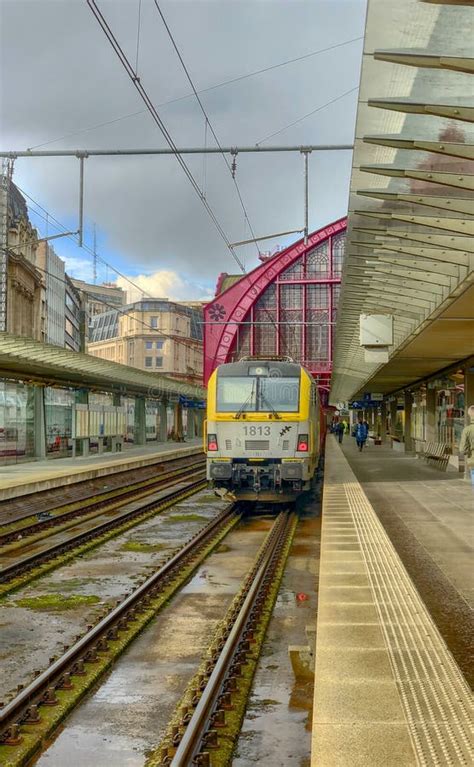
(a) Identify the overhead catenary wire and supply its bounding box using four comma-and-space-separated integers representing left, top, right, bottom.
255, 86, 359, 145
26, 35, 362, 150
1, 243, 213, 362
3, 180, 214, 359
134, 0, 142, 75
150, 1, 294, 356
87, 0, 246, 274
152, 0, 260, 256
17, 183, 159, 302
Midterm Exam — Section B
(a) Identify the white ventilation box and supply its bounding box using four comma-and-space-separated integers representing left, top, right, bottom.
359, 314, 393, 347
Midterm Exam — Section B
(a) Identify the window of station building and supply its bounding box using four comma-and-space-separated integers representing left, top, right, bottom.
279, 258, 303, 281
434, 370, 465, 450
0, 380, 36, 465
145, 400, 159, 441
45, 387, 74, 459
306, 242, 329, 277
156, 340, 164, 350
155, 357, 163, 367
145, 341, 153, 350
145, 356, 153, 368
411, 386, 427, 443
332, 234, 345, 277
150, 317, 159, 329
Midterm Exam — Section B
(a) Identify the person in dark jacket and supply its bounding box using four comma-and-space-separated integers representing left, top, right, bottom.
336, 421, 344, 444
355, 419, 369, 451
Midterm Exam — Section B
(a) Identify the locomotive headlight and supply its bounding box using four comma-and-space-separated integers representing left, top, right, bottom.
207, 434, 218, 451
297, 434, 309, 452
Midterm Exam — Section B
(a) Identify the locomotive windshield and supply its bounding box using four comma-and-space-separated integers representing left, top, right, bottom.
216, 375, 300, 413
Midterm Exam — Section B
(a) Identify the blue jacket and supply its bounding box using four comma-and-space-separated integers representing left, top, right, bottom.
355, 422, 369, 441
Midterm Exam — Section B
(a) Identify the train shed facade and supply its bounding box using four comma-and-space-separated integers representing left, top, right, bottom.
203, 218, 347, 396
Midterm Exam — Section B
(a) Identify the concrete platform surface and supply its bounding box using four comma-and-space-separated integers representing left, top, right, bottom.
312, 439, 473, 767
0, 440, 203, 501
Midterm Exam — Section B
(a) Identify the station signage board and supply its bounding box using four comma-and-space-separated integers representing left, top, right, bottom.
179, 396, 206, 409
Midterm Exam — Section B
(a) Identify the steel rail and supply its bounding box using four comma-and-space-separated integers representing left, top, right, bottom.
170, 510, 293, 765
0, 453, 204, 529
0, 472, 206, 584
0, 503, 239, 744
0, 457, 205, 546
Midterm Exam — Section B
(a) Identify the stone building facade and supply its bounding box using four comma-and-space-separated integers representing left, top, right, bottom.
4, 181, 44, 340
88, 298, 203, 384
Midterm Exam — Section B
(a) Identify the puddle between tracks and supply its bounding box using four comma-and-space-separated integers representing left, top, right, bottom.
233, 510, 321, 766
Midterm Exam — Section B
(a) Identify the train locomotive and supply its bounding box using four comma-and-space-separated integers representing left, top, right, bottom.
205, 357, 321, 503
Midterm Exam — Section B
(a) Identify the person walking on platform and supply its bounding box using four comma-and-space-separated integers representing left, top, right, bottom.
336, 421, 344, 444
355, 418, 369, 451
459, 405, 474, 485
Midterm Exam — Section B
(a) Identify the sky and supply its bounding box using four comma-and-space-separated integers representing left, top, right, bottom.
0, 0, 366, 302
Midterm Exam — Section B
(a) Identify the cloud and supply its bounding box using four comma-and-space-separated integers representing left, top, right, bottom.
115, 270, 214, 303
1, 0, 365, 283
62, 255, 95, 282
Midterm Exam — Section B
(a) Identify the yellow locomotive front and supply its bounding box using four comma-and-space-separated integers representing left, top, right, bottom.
205, 358, 319, 503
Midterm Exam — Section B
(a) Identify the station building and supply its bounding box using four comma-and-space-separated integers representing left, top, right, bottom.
88, 298, 203, 385
0, 333, 205, 466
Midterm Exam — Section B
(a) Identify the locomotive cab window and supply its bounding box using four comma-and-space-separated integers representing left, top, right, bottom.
216, 373, 299, 413
217, 377, 257, 412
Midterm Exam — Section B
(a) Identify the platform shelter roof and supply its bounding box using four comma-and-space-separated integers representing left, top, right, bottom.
0, 332, 206, 400
331, 0, 474, 404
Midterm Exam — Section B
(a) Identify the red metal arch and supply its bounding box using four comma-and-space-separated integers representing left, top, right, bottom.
204, 217, 346, 384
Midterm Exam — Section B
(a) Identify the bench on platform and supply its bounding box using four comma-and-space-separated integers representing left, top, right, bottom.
421, 441, 451, 471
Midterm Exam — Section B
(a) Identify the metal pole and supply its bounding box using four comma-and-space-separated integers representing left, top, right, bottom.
1, 144, 353, 159
302, 149, 311, 245
78, 156, 84, 247
230, 228, 303, 247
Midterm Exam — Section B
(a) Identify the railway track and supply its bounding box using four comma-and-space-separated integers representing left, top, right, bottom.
0, 454, 205, 545
0, 471, 207, 594
0, 503, 242, 765
156, 509, 297, 767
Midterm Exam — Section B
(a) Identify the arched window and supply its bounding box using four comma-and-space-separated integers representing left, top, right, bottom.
332, 234, 345, 277
306, 242, 329, 277
279, 257, 303, 280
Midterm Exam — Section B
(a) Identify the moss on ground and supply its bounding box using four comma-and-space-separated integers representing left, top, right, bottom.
165, 513, 209, 523
0, 480, 207, 600
215, 543, 232, 553
14, 593, 101, 611
121, 541, 167, 552
0, 512, 239, 767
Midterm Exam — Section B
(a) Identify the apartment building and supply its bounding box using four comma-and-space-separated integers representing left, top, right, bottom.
88, 298, 203, 384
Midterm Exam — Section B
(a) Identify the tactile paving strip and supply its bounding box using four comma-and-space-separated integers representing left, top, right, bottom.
326, 446, 473, 767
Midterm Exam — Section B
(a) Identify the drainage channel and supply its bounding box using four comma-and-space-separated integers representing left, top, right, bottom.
0, 503, 242, 766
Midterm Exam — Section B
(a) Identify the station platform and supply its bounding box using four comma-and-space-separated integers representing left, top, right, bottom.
0, 439, 203, 502
311, 438, 473, 767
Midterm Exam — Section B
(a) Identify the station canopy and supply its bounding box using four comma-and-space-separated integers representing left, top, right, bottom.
331, 0, 474, 405
0, 332, 206, 400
